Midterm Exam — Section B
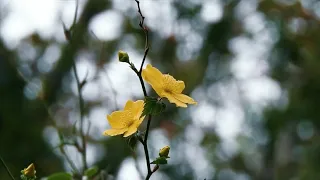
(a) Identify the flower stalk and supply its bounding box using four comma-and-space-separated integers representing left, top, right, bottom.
134, 1, 154, 179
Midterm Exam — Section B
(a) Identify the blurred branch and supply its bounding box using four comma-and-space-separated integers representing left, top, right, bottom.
44, 103, 80, 174
43, 0, 109, 105
71, 51, 88, 171
90, 30, 119, 110
0, 155, 15, 180
62, 0, 89, 172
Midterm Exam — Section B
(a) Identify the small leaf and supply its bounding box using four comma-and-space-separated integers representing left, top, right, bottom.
141, 97, 166, 118
47, 172, 72, 180
150, 157, 168, 165
84, 166, 99, 178
126, 135, 138, 150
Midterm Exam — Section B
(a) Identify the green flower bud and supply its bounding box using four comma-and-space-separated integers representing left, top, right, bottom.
118, 50, 129, 63
159, 145, 170, 158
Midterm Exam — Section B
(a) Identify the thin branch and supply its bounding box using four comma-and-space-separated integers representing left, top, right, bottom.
143, 118, 153, 175
60, 146, 79, 173
134, 1, 155, 179
72, 59, 88, 171
104, 69, 119, 110
44, 103, 80, 174
72, 0, 79, 29
131, 65, 148, 97
67, 0, 88, 172
90, 30, 119, 110
134, 0, 150, 73
139, 47, 149, 73
0, 155, 15, 180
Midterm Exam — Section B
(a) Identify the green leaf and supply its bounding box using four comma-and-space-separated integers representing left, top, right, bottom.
84, 166, 99, 178
150, 157, 168, 165
141, 97, 166, 118
47, 172, 72, 180
126, 134, 138, 150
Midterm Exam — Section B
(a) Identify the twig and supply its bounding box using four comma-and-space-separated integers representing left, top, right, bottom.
71, 0, 79, 30
60, 146, 79, 173
72, 56, 88, 171
134, 0, 150, 73
44, 103, 80, 174
90, 30, 119, 110
0, 155, 15, 180
62, 0, 88, 172
104, 69, 119, 110
72, 0, 88, 172
133, 1, 155, 179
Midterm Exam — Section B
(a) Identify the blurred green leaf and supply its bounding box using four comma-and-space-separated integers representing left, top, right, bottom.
126, 134, 138, 151
47, 172, 72, 180
151, 157, 168, 165
84, 166, 99, 178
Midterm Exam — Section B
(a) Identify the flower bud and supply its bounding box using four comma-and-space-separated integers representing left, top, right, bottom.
22, 163, 36, 178
118, 50, 129, 63
159, 145, 170, 158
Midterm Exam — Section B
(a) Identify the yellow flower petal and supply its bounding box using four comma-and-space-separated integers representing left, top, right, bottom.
174, 80, 185, 93
133, 100, 144, 119
162, 91, 187, 108
103, 128, 128, 136
162, 75, 185, 94
23, 163, 36, 177
124, 100, 144, 119
142, 64, 164, 95
107, 111, 132, 129
123, 125, 137, 137
142, 64, 197, 108
172, 93, 197, 105
104, 100, 146, 137
124, 100, 134, 111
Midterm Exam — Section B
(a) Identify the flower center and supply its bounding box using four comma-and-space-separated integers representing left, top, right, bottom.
120, 111, 135, 127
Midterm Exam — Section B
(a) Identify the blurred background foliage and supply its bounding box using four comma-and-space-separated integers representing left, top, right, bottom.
0, 0, 320, 179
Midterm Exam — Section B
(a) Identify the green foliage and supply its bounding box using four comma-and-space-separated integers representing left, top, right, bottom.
141, 97, 166, 118
151, 157, 168, 165
126, 134, 139, 151
20, 175, 36, 180
84, 166, 99, 178
47, 172, 72, 180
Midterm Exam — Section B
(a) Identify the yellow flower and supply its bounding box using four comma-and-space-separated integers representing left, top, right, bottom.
159, 145, 170, 158
23, 163, 36, 177
142, 64, 197, 108
103, 100, 145, 137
